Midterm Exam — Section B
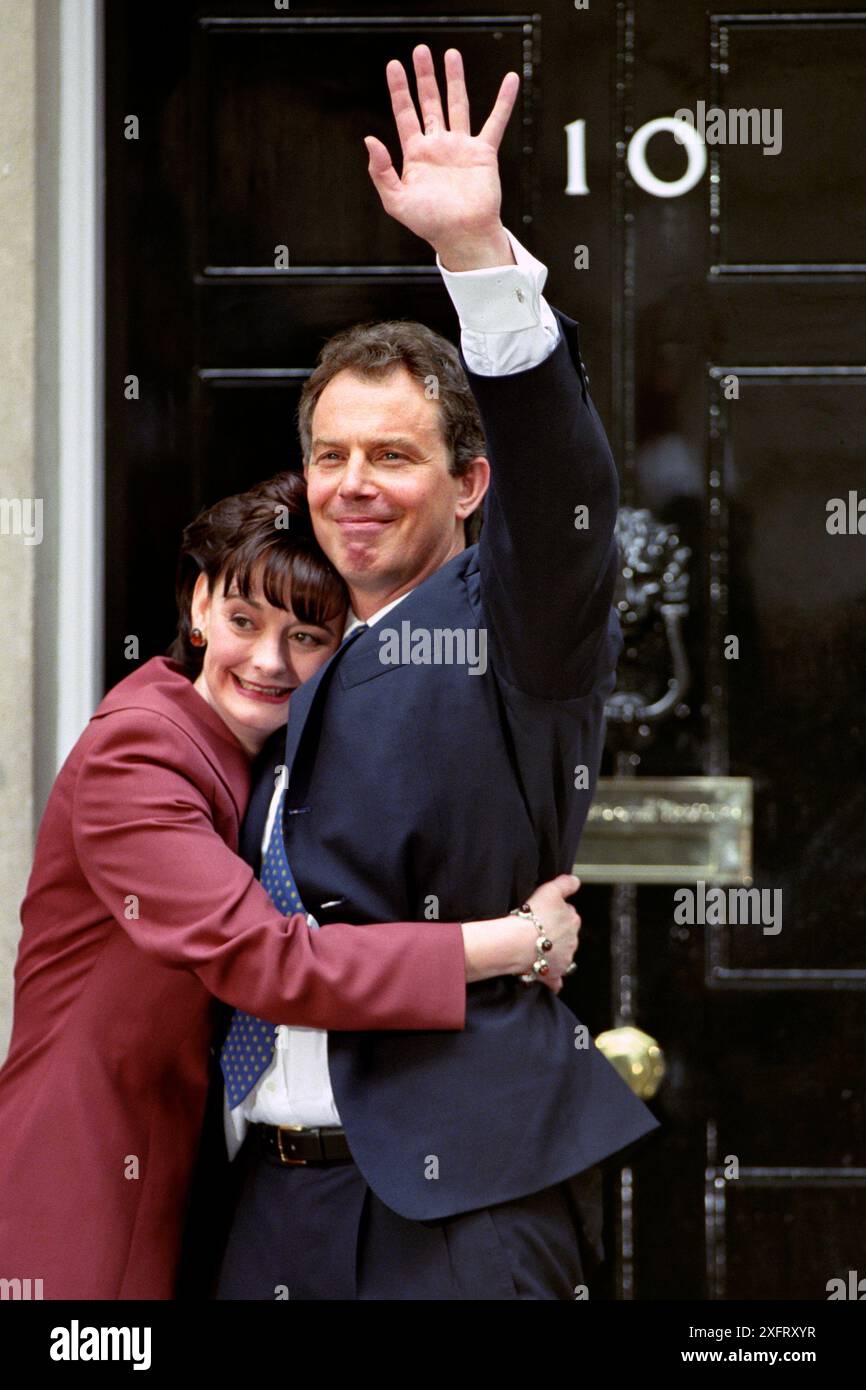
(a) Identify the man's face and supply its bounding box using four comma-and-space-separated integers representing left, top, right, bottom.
304, 366, 486, 612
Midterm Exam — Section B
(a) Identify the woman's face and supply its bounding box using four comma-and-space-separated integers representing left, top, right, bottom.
190, 568, 344, 755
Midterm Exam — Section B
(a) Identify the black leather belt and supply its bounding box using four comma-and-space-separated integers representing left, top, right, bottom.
255, 1123, 354, 1166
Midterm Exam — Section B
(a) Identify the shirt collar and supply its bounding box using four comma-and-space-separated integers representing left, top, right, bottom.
342, 587, 415, 639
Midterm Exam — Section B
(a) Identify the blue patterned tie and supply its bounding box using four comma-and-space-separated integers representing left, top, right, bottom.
220, 622, 368, 1109
220, 784, 306, 1108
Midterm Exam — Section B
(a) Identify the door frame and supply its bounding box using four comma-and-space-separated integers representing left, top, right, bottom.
53, 0, 104, 770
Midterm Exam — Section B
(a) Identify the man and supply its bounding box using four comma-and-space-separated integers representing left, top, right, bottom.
214, 45, 660, 1300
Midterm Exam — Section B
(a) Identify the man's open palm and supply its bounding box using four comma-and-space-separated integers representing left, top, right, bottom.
364, 46, 519, 254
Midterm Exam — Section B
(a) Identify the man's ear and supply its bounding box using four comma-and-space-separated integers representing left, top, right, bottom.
455, 454, 490, 521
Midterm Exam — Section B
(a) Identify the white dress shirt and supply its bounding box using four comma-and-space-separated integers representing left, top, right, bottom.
224, 227, 561, 1158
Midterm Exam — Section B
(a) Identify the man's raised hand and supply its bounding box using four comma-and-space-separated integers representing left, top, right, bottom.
364, 45, 519, 271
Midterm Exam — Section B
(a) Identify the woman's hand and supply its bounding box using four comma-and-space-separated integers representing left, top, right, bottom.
461, 873, 582, 989
522, 874, 582, 993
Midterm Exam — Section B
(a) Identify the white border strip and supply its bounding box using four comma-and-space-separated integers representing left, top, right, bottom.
56, 0, 104, 767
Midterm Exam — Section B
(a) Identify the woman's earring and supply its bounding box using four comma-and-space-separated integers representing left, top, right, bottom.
190, 627, 207, 648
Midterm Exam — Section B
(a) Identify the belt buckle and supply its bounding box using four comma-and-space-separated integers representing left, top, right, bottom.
275, 1124, 310, 1166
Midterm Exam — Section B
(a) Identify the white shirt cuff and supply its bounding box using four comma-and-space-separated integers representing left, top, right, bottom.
436, 227, 561, 376
436, 226, 548, 334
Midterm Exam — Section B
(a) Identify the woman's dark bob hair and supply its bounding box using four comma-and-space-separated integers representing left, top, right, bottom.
167, 470, 348, 677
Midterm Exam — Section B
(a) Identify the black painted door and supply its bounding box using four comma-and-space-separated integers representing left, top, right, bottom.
105, 0, 866, 1299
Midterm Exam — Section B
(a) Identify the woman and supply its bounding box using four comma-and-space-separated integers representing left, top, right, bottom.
0, 470, 580, 1299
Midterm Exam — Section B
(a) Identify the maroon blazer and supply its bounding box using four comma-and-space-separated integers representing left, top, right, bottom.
0, 657, 465, 1299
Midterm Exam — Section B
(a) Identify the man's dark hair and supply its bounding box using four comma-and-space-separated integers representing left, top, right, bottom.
297, 320, 486, 545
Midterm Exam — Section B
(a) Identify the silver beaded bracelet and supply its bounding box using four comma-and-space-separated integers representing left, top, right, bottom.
509, 902, 554, 985
509, 901, 578, 985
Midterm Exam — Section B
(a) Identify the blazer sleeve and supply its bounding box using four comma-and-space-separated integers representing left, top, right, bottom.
466, 306, 623, 700
71, 708, 466, 1031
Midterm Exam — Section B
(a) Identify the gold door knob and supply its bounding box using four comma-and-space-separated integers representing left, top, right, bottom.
594, 1026, 666, 1100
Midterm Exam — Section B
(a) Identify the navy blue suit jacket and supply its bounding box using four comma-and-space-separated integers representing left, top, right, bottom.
240, 306, 660, 1220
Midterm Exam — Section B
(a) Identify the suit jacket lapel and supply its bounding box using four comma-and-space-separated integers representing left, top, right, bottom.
281, 622, 367, 790
283, 546, 477, 781
335, 547, 476, 690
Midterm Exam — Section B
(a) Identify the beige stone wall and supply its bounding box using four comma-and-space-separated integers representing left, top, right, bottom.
0, 0, 37, 1057
0, 0, 60, 1057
